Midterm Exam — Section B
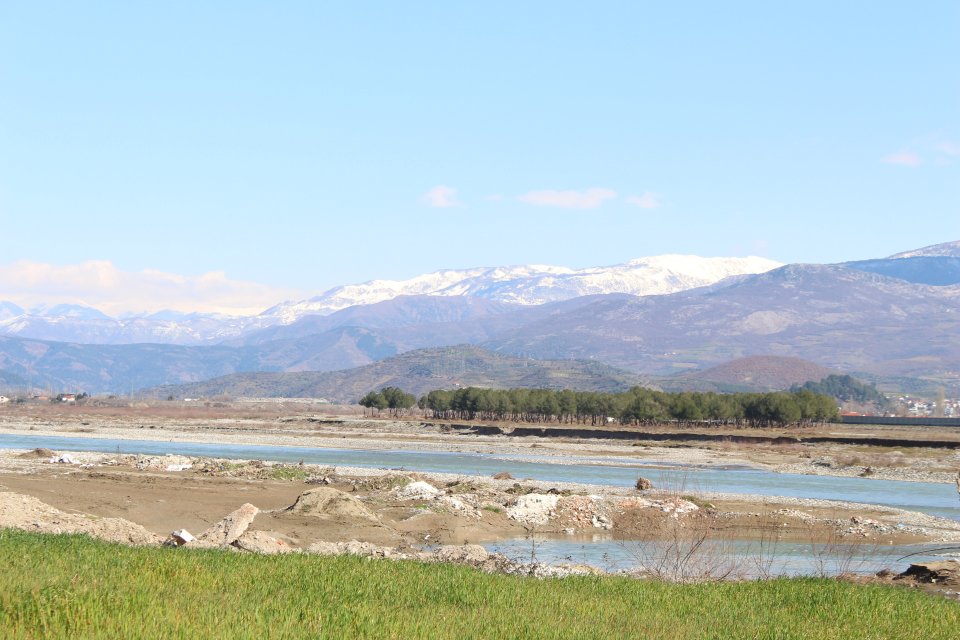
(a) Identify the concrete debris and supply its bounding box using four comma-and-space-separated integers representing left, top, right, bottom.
169, 529, 195, 546
434, 544, 489, 565
135, 455, 193, 471
507, 494, 559, 527
48, 454, 76, 464
232, 531, 292, 554
652, 498, 699, 516
308, 540, 398, 558
395, 481, 440, 501
592, 514, 612, 530
198, 503, 259, 546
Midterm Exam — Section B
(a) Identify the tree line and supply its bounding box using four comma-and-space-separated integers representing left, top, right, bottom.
357, 385, 839, 426
358, 386, 417, 417
412, 386, 839, 427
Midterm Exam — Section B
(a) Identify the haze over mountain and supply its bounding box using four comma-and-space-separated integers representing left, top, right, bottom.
0, 241, 957, 396
147, 345, 647, 403
0, 253, 779, 345
888, 240, 960, 259
484, 263, 960, 380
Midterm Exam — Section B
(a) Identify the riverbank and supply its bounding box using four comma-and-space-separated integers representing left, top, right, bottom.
1, 407, 958, 484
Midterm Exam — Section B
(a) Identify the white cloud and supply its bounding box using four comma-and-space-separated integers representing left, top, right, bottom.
881, 151, 922, 166
517, 188, 617, 209
423, 185, 460, 208
0, 260, 304, 316
624, 192, 660, 209
937, 141, 960, 157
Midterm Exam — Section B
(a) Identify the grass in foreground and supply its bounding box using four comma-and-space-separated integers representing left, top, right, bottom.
0, 530, 956, 639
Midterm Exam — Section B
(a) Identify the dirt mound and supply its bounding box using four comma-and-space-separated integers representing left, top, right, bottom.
286, 488, 378, 522
16, 448, 56, 459
0, 491, 161, 545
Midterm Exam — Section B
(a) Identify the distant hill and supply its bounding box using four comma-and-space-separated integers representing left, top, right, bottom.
0, 368, 28, 390
842, 256, 960, 286
146, 345, 648, 403
485, 264, 960, 379
677, 356, 836, 391
888, 240, 960, 259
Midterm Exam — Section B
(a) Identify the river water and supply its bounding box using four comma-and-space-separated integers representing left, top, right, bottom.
3, 433, 957, 520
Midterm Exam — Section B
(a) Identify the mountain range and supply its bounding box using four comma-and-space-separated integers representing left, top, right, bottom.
1, 241, 959, 396
0, 255, 779, 345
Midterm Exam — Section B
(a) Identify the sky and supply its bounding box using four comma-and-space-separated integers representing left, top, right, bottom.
1, 1, 958, 314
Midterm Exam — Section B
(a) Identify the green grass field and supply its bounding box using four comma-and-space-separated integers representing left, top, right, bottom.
1, 530, 956, 639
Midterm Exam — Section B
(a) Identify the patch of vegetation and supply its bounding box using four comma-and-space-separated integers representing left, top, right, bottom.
268, 465, 309, 481
1, 531, 958, 639
483, 505, 503, 514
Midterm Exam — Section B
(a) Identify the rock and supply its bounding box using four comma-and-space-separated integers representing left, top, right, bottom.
286, 488, 378, 522
493, 471, 513, 480
591, 514, 612, 530
506, 494, 559, 527
899, 561, 960, 586
395, 481, 440, 501
635, 477, 654, 491
197, 503, 259, 546
434, 544, 489, 565
307, 540, 396, 558
232, 531, 292, 554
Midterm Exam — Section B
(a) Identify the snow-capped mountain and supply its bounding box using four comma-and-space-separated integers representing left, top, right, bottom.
0, 302, 25, 322
263, 255, 782, 322
0, 308, 272, 345
0, 253, 781, 344
889, 240, 960, 259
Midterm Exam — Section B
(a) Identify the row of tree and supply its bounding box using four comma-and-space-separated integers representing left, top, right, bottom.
411, 386, 838, 427
358, 386, 417, 416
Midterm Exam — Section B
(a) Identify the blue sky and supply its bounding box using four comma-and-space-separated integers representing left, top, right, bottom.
1, 1, 958, 311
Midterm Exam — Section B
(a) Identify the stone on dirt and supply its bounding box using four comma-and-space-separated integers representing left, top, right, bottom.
232, 531, 292, 554
198, 503, 259, 546
635, 477, 654, 491
507, 494, 559, 527
434, 544, 489, 565
395, 481, 440, 501
308, 540, 397, 558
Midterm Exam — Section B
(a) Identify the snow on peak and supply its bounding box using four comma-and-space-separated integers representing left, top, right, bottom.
263, 255, 783, 322
888, 240, 960, 259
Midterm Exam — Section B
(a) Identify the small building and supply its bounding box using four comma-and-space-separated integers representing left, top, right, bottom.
60, 394, 77, 403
